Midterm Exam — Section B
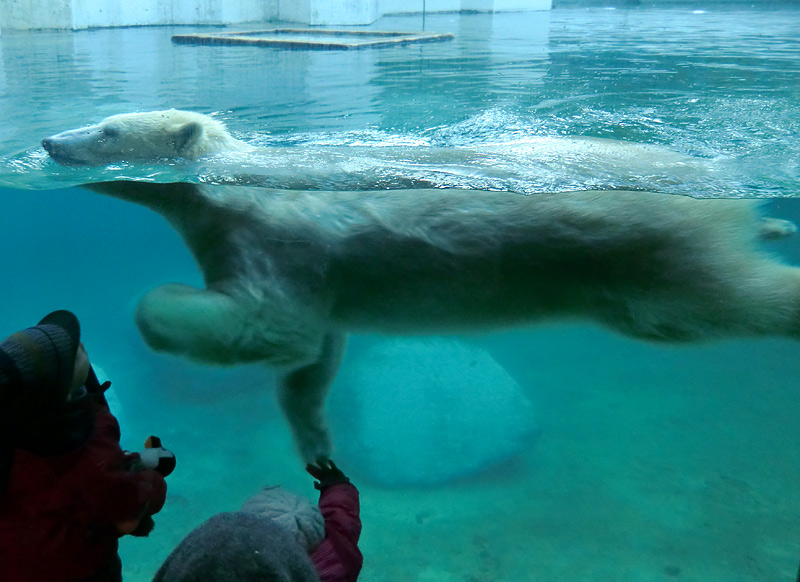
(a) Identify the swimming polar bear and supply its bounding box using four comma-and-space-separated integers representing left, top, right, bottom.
83, 180, 800, 462
42, 110, 254, 166
44, 109, 716, 191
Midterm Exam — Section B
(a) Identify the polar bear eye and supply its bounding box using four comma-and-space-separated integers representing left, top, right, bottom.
102, 126, 120, 138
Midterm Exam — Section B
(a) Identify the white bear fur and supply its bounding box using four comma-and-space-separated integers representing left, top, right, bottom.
42, 109, 253, 166
44, 109, 716, 193
83, 181, 800, 461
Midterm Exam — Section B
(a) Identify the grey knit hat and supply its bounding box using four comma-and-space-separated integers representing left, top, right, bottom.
241, 486, 324, 552
0, 310, 81, 409
153, 512, 321, 582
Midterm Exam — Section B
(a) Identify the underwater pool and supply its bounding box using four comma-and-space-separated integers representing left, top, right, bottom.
1, 4, 799, 582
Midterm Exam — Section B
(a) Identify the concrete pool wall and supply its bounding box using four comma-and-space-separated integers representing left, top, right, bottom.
0, 0, 552, 30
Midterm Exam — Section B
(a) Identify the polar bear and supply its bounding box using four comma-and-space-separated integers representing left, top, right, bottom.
83, 180, 800, 462
44, 109, 715, 191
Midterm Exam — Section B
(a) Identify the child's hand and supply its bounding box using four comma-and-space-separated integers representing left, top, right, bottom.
305, 459, 350, 490
138, 435, 176, 477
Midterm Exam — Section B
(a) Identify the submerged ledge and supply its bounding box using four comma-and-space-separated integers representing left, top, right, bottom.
171, 28, 455, 50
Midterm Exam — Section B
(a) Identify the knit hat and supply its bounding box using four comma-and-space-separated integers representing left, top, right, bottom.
241, 486, 325, 552
153, 512, 321, 582
0, 310, 81, 409
0, 310, 94, 456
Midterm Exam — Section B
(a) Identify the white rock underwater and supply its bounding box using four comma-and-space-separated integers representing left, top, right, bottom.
328, 338, 538, 486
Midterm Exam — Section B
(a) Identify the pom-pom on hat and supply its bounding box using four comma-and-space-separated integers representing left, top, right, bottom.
241, 486, 325, 552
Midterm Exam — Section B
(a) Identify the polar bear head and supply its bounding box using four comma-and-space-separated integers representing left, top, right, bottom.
42, 109, 252, 166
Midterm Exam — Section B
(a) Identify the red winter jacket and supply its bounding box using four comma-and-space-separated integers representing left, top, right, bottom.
0, 397, 167, 582
310, 482, 363, 582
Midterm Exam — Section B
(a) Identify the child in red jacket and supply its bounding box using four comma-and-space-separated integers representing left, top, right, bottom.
0, 310, 175, 582
154, 459, 362, 582
304, 460, 363, 582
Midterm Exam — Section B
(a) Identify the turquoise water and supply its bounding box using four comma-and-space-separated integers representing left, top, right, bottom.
1, 5, 800, 581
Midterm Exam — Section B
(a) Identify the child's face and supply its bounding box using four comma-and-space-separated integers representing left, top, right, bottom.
69, 343, 90, 399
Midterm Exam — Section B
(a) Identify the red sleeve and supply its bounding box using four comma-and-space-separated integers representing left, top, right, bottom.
310, 482, 363, 582
89, 466, 168, 523
79, 403, 168, 524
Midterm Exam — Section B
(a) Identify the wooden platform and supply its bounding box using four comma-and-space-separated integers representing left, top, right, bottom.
171, 28, 454, 50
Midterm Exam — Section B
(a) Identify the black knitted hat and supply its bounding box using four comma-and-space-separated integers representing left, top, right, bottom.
0, 310, 81, 410
0, 310, 94, 457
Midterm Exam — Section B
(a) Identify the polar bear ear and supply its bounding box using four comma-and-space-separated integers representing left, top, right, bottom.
172, 121, 203, 156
